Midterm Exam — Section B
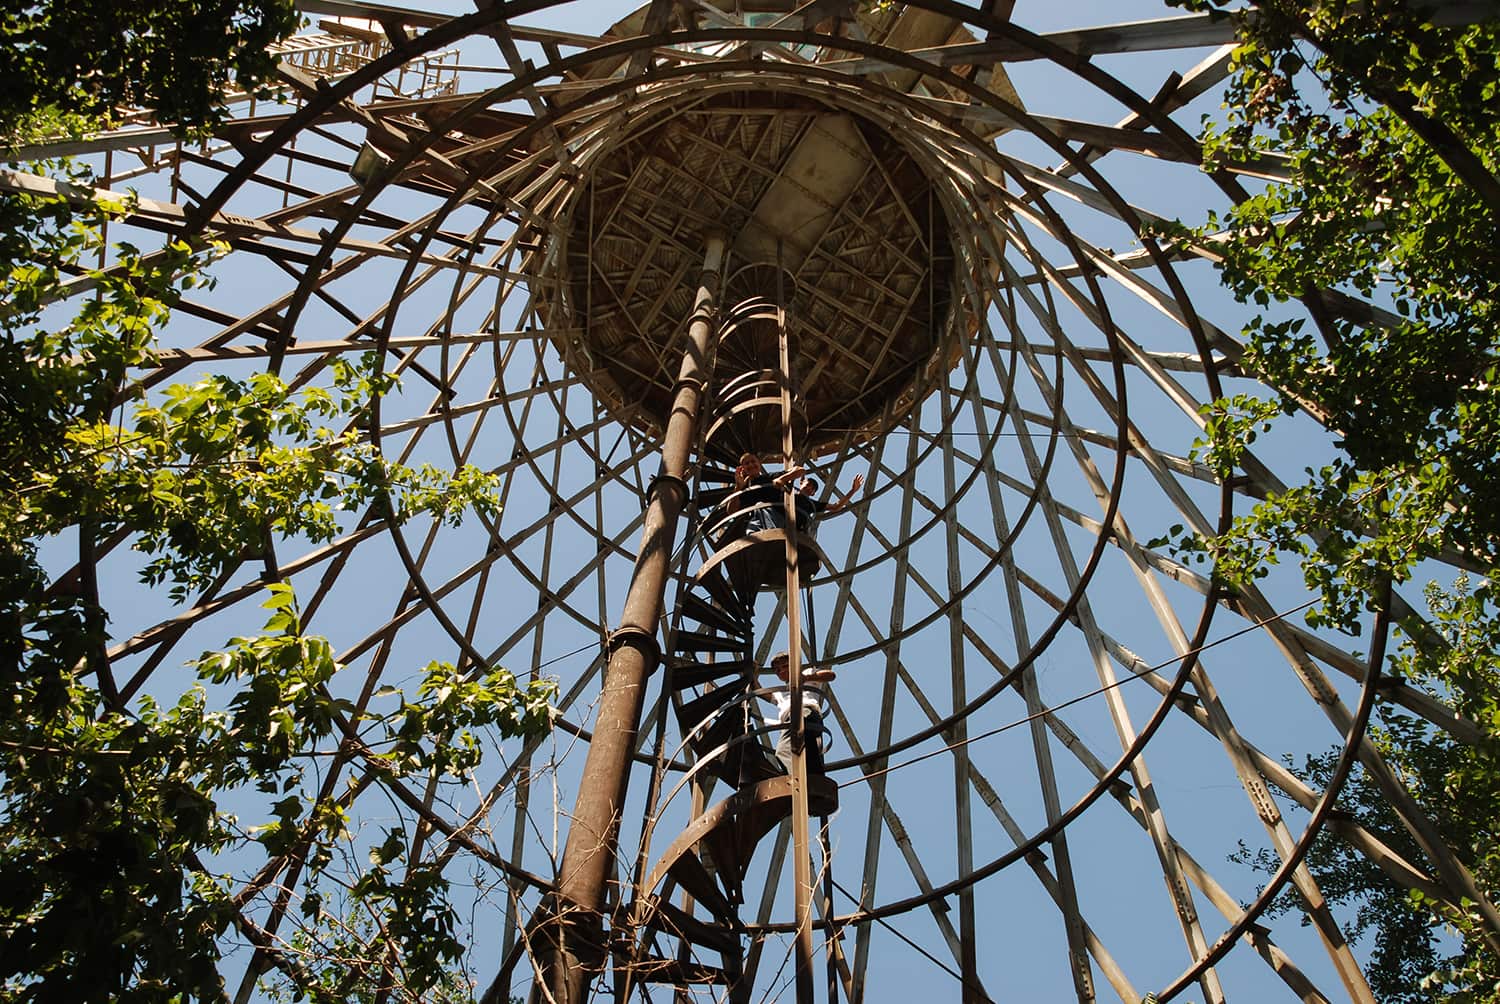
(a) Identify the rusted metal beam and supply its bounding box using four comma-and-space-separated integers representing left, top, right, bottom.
535, 233, 725, 1004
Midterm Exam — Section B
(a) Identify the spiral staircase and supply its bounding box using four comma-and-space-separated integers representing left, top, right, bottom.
614, 297, 840, 997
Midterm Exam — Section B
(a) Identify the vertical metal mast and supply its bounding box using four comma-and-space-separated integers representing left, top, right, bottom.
776, 256, 817, 1004
538, 234, 726, 1004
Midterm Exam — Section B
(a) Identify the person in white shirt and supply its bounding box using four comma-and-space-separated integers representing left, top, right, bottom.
764, 651, 836, 775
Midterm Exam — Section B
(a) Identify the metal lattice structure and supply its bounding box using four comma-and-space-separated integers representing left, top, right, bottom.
10, 1, 1499, 1001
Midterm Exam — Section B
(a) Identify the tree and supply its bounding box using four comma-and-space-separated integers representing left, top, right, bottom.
1, 4, 557, 1000
0, 0, 299, 140
1234, 576, 1500, 1001
1163, 1, 1500, 997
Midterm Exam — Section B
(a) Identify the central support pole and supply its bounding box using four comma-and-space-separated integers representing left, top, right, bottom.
536, 233, 725, 1004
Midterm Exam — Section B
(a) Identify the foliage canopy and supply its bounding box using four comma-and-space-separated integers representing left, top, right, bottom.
1166, 1, 1500, 997
1, 4, 557, 1000
0, 0, 299, 140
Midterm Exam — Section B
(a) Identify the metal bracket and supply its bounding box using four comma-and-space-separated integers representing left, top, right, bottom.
644, 473, 690, 507
606, 624, 662, 669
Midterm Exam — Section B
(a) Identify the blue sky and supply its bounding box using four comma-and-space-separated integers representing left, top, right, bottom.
54, 3, 1419, 1001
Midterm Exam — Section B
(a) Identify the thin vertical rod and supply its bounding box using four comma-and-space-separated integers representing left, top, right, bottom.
821, 818, 839, 1002
536, 233, 725, 1004
778, 247, 816, 1004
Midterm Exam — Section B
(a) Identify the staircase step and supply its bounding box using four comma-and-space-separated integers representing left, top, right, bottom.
670, 658, 753, 692
691, 713, 739, 759
677, 591, 751, 637
672, 629, 750, 656
691, 714, 781, 789
645, 899, 739, 954
675, 680, 749, 735
695, 486, 735, 512
697, 566, 752, 621
668, 850, 734, 918
733, 745, 786, 786
697, 465, 736, 485
633, 956, 728, 986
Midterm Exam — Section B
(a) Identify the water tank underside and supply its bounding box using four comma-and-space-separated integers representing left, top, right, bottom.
539, 90, 961, 456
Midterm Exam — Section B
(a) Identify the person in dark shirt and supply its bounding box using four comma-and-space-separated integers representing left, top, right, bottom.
793, 471, 866, 535
732, 452, 800, 532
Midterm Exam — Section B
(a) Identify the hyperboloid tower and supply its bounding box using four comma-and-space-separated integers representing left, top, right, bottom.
10, 2, 1499, 1002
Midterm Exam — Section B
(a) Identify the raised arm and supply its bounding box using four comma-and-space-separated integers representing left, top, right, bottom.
772, 465, 806, 488
823, 473, 865, 516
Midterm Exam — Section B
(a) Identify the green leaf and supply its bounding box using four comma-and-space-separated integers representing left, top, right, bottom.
371, 827, 406, 866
